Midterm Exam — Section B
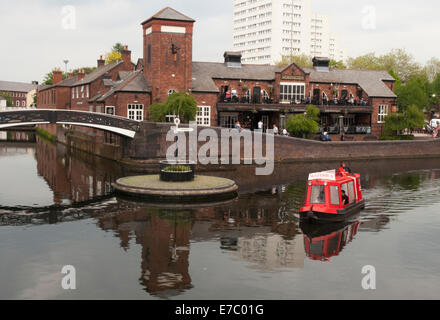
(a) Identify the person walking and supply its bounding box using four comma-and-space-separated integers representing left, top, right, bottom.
273, 124, 279, 135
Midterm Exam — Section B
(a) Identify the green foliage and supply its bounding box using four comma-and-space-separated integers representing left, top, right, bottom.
395, 77, 429, 111
405, 105, 426, 131
276, 54, 313, 68
329, 60, 347, 69
384, 105, 425, 135
105, 51, 122, 65
347, 49, 423, 83
112, 42, 126, 53
163, 165, 191, 172
305, 105, 320, 122
150, 92, 198, 123
286, 112, 319, 138
35, 127, 57, 143
0, 91, 13, 106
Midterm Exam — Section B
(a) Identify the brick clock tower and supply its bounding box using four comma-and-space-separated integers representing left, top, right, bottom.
141, 7, 195, 103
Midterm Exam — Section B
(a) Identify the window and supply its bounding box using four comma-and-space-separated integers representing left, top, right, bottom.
220, 112, 238, 128
147, 44, 151, 64
166, 114, 177, 123
72, 88, 75, 99
16, 100, 20, 107
127, 104, 144, 121
330, 186, 340, 205
280, 83, 305, 103
81, 86, 84, 98
106, 106, 115, 115
196, 106, 211, 127
76, 87, 79, 99
378, 105, 388, 123
310, 185, 325, 204
22, 101, 26, 107
86, 85, 89, 98
341, 182, 355, 204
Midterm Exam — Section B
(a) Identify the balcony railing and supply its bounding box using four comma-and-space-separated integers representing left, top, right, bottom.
319, 126, 372, 135
219, 95, 369, 107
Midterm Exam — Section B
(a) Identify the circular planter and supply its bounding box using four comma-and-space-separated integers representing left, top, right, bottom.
159, 160, 195, 182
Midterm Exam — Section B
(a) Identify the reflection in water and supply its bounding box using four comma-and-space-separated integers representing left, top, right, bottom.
2, 136, 440, 299
301, 220, 360, 262
97, 208, 193, 298
35, 137, 121, 206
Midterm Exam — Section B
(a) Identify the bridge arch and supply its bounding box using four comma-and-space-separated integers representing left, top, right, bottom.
0, 109, 140, 138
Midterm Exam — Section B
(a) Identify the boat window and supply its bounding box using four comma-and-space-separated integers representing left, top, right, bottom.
347, 181, 356, 203
310, 240, 324, 256
330, 186, 340, 205
310, 185, 325, 204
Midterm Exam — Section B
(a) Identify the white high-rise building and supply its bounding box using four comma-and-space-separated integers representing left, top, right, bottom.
232, 0, 347, 65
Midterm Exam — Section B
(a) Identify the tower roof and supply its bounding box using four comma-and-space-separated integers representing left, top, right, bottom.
141, 7, 195, 25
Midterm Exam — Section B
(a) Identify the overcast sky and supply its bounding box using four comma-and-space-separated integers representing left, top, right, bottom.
0, 0, 438, 83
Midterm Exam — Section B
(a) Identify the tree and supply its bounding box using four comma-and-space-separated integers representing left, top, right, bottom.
112, 42, 126, 53
396, 77, 429, 111
0, 92, 13, 107
347, 49, 422, 83
384, 112, 406, 136
377, 49, 422, 83
347, 53, 381, 70
104, 42, 127, 65
424, 57, 440, 82
286, 106, 320, 138
150, 92, 198, 123
405, 105, 425, 133
384, 104, 425, 135
275, 54, 313, 68
329, 59, 347, 69
105, 51, 122, 65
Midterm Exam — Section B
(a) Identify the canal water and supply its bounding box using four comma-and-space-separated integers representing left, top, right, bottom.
1, 131, 440, 300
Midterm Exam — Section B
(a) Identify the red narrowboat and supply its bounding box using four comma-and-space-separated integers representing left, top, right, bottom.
300, 169, 365, 222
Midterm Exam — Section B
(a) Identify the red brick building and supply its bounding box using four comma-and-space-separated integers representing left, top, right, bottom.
0, 80, 37, 108
37, 7, 397, 137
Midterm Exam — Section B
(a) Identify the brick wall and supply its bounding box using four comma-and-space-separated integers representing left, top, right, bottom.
143, 19, 194, 103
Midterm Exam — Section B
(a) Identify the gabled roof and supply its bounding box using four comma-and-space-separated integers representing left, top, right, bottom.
0, 80, 37, 93
38, 76, 78, 91
73, 61, 123, 86
192, 61, 282, 93
91, 71, 151, 103
303, 68, 397, 98
141, 7, 195, 25
191, 61, 396, 98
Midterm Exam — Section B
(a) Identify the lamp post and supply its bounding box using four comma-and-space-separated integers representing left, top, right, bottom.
63, 60, 69, 74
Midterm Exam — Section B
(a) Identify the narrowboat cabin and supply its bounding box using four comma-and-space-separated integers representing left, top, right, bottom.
300, 170, 365, 222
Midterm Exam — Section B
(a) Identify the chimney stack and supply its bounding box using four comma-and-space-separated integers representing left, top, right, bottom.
121, 46, 132, 67
97, 55, 105, 68
68, 70, 73, 78
313, 57, 330, 72
53, 68, 63, 84
77, 69, 86, 81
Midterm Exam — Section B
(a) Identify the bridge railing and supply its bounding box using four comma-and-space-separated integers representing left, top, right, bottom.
0, 109, 141, 137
